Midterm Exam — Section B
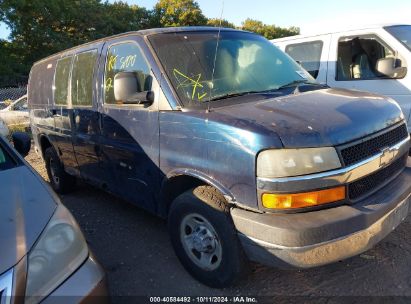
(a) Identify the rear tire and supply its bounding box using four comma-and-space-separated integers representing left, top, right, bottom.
44, 146, 76, 194
168, 185, 247, 288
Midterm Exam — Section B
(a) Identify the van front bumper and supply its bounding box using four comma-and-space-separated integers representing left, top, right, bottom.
231, 166, 411, 268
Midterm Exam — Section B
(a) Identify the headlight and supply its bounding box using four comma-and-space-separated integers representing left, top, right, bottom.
25, 204, 88, 304
257, 147, 341, 178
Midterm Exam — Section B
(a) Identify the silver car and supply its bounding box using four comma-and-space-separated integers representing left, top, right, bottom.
0, 133, 108, 303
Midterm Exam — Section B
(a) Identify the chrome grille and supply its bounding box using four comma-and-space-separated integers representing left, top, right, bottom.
348, 153, 408, 200
0, 269, 13, 304
340, 123, 408, 166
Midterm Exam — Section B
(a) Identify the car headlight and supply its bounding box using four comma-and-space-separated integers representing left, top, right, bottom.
257, 147, 341, 178
25, 204, 88, 304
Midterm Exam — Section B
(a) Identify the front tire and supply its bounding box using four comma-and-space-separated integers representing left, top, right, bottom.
168, 186, 247, 288
44, 146, 76, 194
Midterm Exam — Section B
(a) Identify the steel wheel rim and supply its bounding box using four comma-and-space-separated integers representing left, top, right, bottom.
180, 213, 222, 271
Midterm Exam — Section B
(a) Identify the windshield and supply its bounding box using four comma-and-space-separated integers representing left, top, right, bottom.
149, 30, 315, 107
385, 25, 411, 51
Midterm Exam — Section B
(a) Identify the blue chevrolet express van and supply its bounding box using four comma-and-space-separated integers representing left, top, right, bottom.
28, 27, 411, 287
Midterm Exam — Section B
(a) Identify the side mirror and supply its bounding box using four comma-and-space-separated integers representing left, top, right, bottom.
114, 72, 154, 106
376, 57, 407, 78
126, 91, 154, 105
12, 132, 31, 157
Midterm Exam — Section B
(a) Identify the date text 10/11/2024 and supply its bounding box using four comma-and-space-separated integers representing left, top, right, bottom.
149, 296, 258, 303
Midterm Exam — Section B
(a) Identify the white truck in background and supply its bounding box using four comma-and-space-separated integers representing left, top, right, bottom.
272, 24, 411, 133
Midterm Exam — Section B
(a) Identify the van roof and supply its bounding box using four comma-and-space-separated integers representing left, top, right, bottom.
271, 23, 411, 42
33, 26, 243, 65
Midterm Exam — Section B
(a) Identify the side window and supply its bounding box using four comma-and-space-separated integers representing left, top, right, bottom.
104, 42, 152, 104
285, 41, 323, 78
54, 56, 72, 105
71, 50, 98, 106
337, 35, 395, 81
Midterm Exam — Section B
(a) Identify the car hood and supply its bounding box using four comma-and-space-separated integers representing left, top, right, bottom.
0, 165, 56, 274
211, 88, 404, 148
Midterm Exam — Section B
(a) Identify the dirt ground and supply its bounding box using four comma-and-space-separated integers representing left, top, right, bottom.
26, 148, 411, 303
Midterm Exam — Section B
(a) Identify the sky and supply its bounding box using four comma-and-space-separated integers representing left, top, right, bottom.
1, 0, 411, 39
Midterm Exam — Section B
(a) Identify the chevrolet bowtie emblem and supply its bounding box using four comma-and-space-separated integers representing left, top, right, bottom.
380, 147, 398, 167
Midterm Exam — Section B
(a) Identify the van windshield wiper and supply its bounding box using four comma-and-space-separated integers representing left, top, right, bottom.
208, 90, 263, 102
276, 79, 315, 89
208, 82, 322, 102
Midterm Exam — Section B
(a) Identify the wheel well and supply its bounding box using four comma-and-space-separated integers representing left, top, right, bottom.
39, 135, 52, 158
160, 175, 215, 218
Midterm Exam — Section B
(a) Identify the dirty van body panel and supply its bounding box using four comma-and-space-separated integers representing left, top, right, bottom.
96, 35, 162, 213
159, 109, 283, 208
210, 88, 403, 148
72, 109, 105, 185
53, 108, 79, 175
99, 110, 160, 212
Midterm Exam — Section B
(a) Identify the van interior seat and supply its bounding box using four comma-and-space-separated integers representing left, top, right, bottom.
351, 53, 376, 79
350, 38, 376, 79
214, 47, 237, 93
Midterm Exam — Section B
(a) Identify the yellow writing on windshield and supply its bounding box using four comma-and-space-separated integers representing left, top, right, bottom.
173, 69, 207, 101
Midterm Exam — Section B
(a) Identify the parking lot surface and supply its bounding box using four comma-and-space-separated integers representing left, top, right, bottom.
26, 149, 411, 302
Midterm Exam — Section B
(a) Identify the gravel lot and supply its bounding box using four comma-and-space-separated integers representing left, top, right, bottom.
26, 148, 411, 302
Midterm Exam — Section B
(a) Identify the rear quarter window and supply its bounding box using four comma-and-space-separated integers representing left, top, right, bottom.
71, 50, 98, 106
285, 41, 323, 78
54, 56, 72, 105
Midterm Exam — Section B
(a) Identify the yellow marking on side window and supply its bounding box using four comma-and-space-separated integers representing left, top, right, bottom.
105, 77, 113, 92
108, 55, 118, 72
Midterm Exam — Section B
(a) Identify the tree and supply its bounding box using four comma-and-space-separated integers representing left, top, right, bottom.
0, 0, 301, 87
153, 0, 207, 27
241, 18, 299, 39
206, 18, 235, 29
0, 0, 105, 67
0, 40, 27, 86
100, 1, 152, 35
0, 0, 152, 86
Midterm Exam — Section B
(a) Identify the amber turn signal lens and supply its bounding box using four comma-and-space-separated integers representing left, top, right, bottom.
262, 186, 346, 209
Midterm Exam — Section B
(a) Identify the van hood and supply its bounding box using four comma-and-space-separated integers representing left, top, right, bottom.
0, 166, 56, 274
211, 88, 404, 148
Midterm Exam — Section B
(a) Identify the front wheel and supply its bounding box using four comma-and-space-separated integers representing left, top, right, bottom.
168, 186, 247, 288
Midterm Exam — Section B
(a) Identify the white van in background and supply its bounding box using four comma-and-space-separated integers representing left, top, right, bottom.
272, 24, 411, 132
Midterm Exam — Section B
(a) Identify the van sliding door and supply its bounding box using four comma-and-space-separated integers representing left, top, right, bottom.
70, 48, 107, 186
